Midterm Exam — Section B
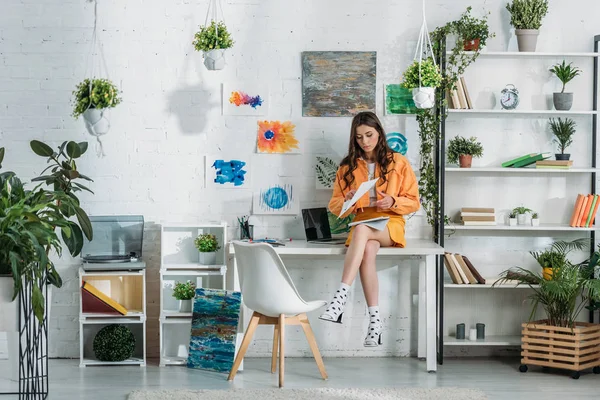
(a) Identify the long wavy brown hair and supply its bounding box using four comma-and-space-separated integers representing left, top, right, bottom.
339, 111, 393, 190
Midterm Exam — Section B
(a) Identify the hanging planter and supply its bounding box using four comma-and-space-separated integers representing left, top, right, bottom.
193, 1, 234, 71
400, 1, 442, 109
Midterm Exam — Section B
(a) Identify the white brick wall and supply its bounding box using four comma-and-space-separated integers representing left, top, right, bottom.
1, 0, 599, 359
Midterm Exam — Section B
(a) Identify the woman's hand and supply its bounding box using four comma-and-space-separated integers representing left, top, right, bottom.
344, 190, 357, 201
375, 190, 394, 210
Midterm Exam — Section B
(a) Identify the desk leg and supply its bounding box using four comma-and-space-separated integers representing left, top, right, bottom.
425, 254, 436, 372
417, 259, 426, 359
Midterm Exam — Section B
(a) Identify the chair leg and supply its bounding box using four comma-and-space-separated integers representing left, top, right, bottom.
228, 312, 261, 381
299, 313, 328, 380
271, 323, 279, 373
278, 314, 285, 388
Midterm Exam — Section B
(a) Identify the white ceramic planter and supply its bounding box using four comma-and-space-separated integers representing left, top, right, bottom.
0, 276, 18, 382
531, 218, 540, 226
83, 108, 110, 136
199, 251, 217, 265
517, 214, 528, 225
509, 218, 517, 226
178, 299, 192, 313
204, 49, 227, 70
412, 87, 435, 109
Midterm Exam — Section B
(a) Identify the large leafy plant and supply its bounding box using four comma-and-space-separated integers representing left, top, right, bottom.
72, 78, 122, 119
193, 20, 234, 52
549, 61, 581, 93
446, 136, 483, 164
549, 117, 576, 154
506, 0, 549, 30
401, 58, 443, 90
0, 141, 94, 322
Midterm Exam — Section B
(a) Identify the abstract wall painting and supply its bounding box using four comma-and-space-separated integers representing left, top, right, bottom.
187, 288, 242, 373
205, 155, 250, 189
384, 84, 417, 115
222, 83, 268, 116
302, 51, 376, 117
386, 132, 408, 155
315, 156, 339, 189
253, 180, 299, 215
256, 120, 300, 154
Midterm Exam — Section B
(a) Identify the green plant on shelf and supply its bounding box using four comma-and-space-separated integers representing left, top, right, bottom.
452, 6, 495, 48
194, 233, 221, 253
531, 212, 539, 219
446, 136, 484, 164
506, 0, 549, 30
172, 280, 196, 301
512, 206, 532, 215
549, 61, 581, 93
549, 117, 576, 155
509, 212, 517, 219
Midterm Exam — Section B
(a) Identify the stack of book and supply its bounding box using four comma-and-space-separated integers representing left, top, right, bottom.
461, 207, 496, 225
443, 253, 486, 284
569, 194, 600, 228
535, 160, 573, 169
447, 76, 472, 109
502, 152, 553, 168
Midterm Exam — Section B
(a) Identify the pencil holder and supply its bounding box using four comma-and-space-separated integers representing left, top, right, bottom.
476, 323, 485, 339
456, 323, 465, 340
239, 224, 253, 240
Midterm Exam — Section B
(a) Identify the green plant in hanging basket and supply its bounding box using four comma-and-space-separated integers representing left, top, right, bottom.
446, 136, 483, 164
93, 324, 136, 362
193, 20, 234, 52
401, 58, 443, 90
71, 78, 122, 119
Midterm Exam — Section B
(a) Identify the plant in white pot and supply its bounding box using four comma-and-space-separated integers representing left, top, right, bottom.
194, 233, 220, 265
508, 211, 518, 226
72, 78, 122, 138
549, 61, 581, 111
447, 135, 484, 168
506, 0, 549, 52
172, 280, 196, 313
193, 20, 234, 71
549, 117, 576, 161
531, 212, 540, 226
513, 206, 532, 225
401, 58, 442, 109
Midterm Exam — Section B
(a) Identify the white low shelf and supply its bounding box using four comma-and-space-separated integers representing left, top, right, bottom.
448, 223, 599, 231
446, 167, 600, 174
444, 335, 522, 347
449, 51, 599, 58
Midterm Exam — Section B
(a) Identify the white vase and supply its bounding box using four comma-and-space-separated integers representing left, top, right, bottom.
199, 251, 217, 265
509, 218, 517, 226
412, 87, 435, 109
517, 214, 527, 225
82, 108, 110, 136
203, 49, 226, 70
531, 218, 540, 226
178, 299, 192, 313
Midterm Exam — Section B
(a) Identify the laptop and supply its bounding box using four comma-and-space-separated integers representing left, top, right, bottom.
301, 207, 347, 245
81, 215, 146, 271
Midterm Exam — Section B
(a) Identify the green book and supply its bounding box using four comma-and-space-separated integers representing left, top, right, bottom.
502, 153, 537, 168
585, 195, 598, 227
513, 153, 552, 168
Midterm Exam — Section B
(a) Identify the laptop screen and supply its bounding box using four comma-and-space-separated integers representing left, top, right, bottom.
81, 215, 144, 261
302, 208, 332, 241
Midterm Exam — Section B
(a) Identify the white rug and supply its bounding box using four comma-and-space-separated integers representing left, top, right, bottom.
128, 387, 488, 400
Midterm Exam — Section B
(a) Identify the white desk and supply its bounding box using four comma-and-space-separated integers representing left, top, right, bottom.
229, 239, 443, 372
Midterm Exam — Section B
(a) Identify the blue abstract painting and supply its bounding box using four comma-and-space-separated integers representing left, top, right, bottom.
187, 288, 242, 373
212, 159, 247, 186
253, 181, 299, 215
386, 132, 407, 155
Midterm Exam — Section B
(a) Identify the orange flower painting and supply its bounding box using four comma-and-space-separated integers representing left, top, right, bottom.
256, 120, 299, 154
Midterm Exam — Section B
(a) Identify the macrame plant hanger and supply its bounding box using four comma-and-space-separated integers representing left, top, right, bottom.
202, 0, 228, 70
82, 0, 114, 157
412, 0, 437, 109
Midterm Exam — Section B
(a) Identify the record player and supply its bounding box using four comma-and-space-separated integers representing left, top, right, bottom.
81, 215, 146, 271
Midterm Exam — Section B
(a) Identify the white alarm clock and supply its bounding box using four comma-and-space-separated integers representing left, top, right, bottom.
500, 84, 520, 110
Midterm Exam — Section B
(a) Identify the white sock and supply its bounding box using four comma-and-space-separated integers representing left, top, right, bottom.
368, 306, 381, 328
321, 282, 351, 319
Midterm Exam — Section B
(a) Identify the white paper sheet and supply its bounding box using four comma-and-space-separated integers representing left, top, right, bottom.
339, 178, 379, 217
348, 216, 390, 231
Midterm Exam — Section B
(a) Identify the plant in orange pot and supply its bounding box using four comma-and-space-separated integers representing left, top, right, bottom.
452, 6, 494, 51
447, 135, 483, 168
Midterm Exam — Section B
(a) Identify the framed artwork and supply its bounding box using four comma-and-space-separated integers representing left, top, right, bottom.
302, 51, 376, 117
222, 82, 269, 116
384, 84, 417, 115
256, 120, 300, 154
253, 179, 299, 215
315, 156, 339, 189
205, 155, 250, 189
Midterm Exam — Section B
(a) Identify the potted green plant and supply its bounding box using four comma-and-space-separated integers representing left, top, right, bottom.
400, 57, 443, 109
531, 211, 540, 227
549, 61, 581, 111
172, 280, 196, 313
512, 206, 532, 225
549, 117, 576, 161
506, 0, 549, 52
529, 239, 587, 280
192, 20, 234, 71
447, 136, 484, 168
72, 78, 122, 136
508, 211, 518, 226
494, 241, 600, 378
194, 233, 221, 265
453, 6, 494, 51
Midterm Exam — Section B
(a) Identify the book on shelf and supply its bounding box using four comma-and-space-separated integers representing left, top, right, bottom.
536, 160, 573, 167
447, 76, 472, 109
460, 207, 496, 224
569, 193, 600, 227
460, 77, 473, 109
443, 252, 485, 284
501, 153, 537, 168
512, 153, 552, 168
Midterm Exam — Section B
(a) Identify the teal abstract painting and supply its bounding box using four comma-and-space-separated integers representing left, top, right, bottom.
187, 288, 242, 373
385, 84, 417, 114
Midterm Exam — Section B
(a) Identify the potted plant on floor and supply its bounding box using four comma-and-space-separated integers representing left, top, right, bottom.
549, 61, 581, 111
447, 136, 484, 168
453, 6, 494, 51
172, 280, 196, 313
494, 240, 600, 379
512, 206, 532, 225
506, 0, 549, 52
193, 20, 234, 71
531, 212, 540, 226
401, 57, 443, 109
508, 211, 518, 226
72, 78, 122, 137
549, 117, 576, 161
194, 233, 221, 265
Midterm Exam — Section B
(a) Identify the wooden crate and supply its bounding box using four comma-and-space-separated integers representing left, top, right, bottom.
521, 320, 600, 372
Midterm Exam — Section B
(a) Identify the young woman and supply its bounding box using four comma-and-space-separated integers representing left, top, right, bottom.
319, 111, 420, 347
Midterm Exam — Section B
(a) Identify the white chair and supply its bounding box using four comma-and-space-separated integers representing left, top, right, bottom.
228, 241, 328, 387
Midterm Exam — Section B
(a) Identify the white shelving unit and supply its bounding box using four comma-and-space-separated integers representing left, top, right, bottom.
448, 223, 600, 232
159, 221, 227, 367
446, 167, 600, 173
79, 268, 146, 367
448, 109, 597, 115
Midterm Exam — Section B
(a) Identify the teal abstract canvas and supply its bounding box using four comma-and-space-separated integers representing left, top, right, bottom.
187, 288, 242, 373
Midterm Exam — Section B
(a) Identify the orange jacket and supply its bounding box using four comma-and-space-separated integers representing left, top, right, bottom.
328, 153, 420, 218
